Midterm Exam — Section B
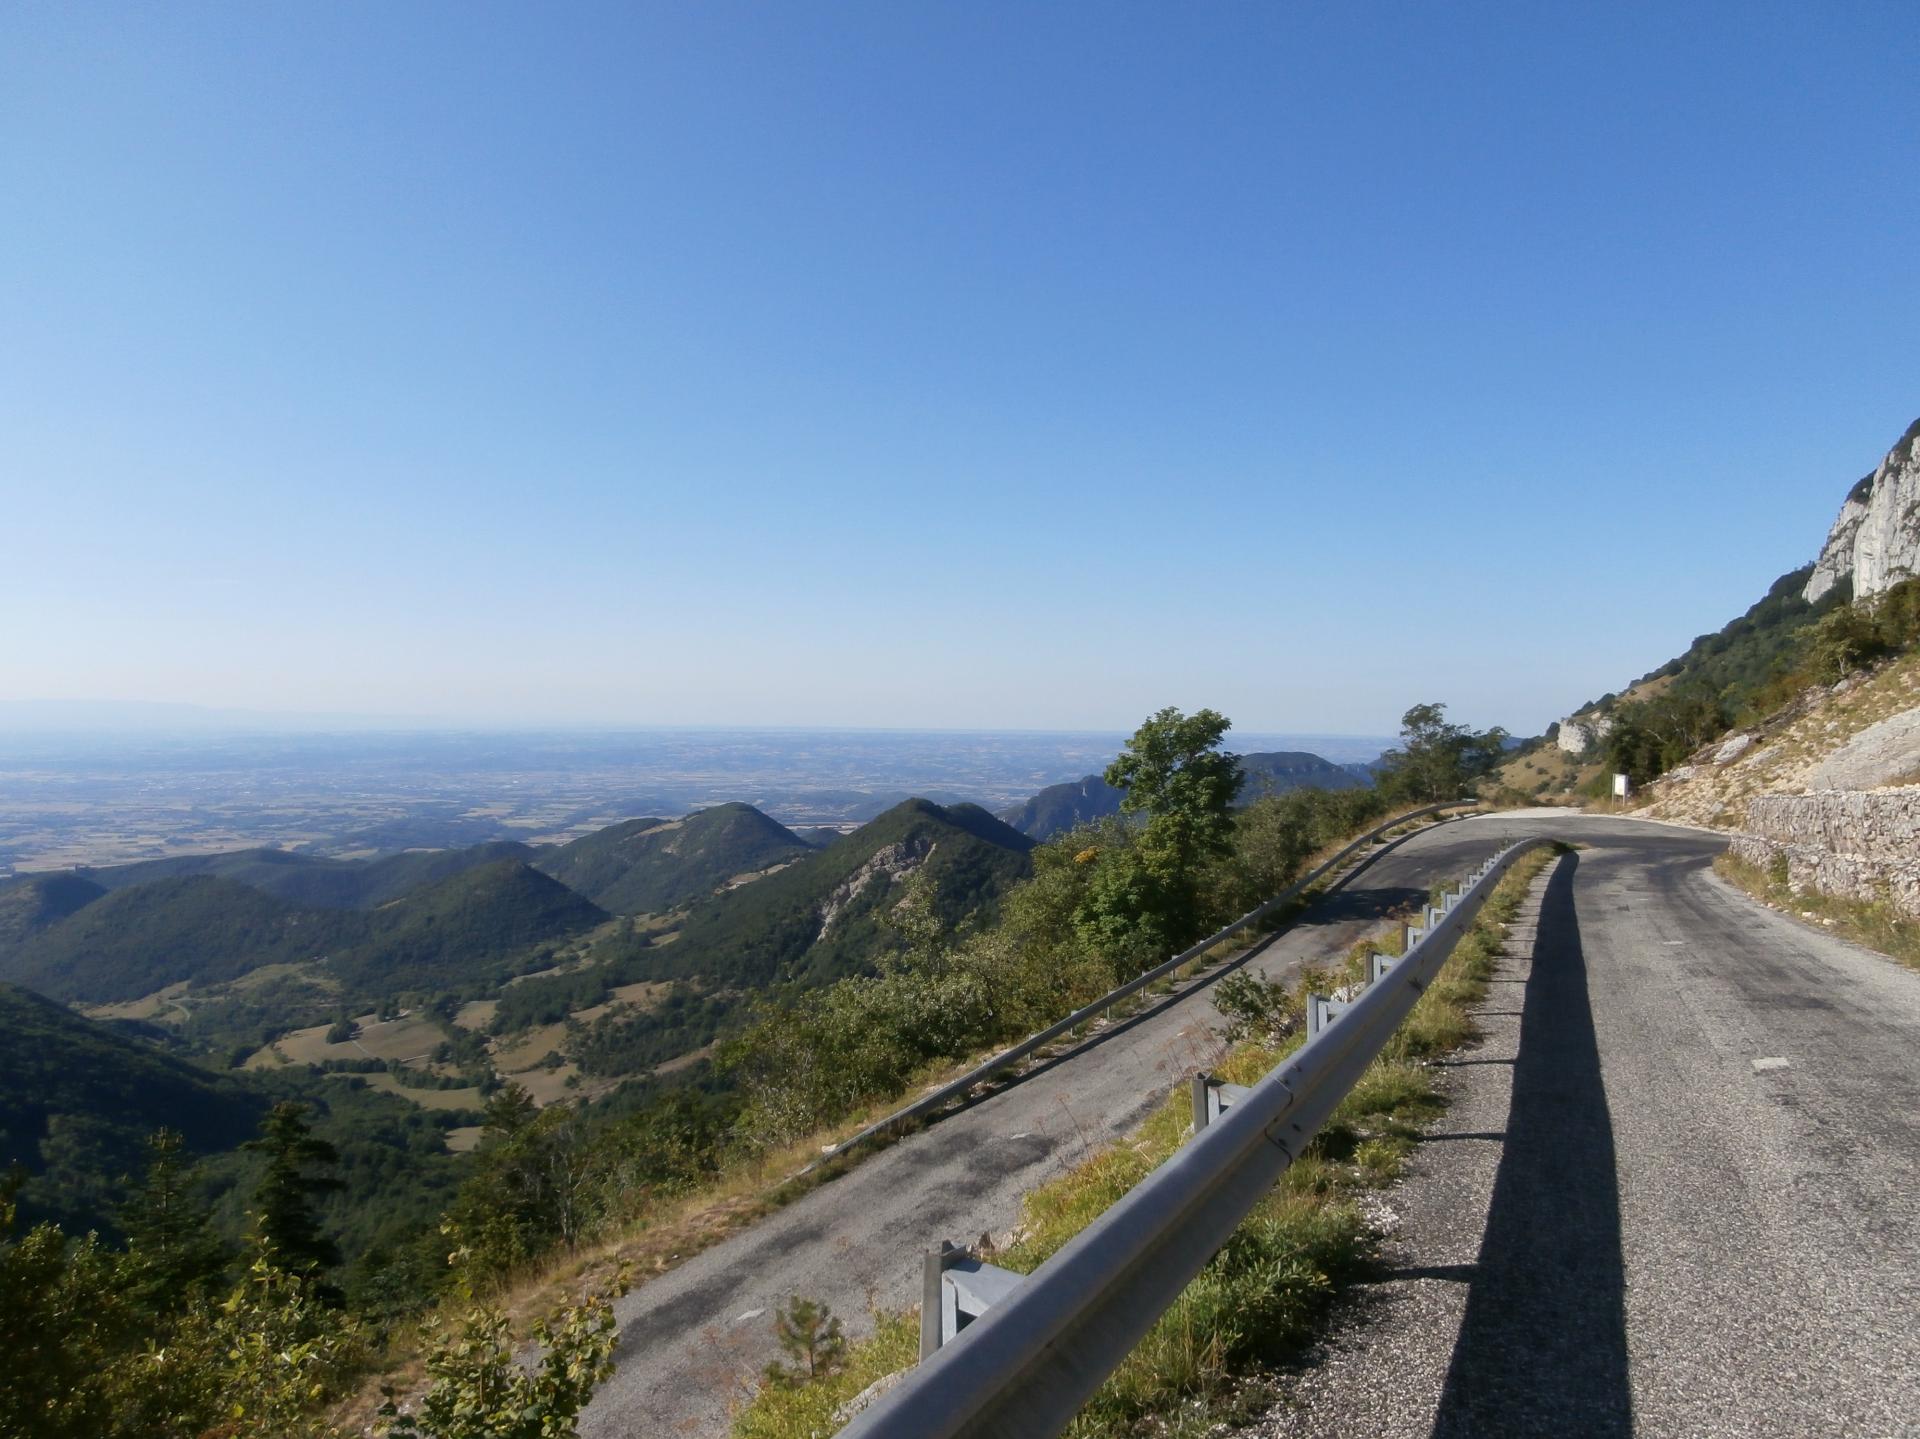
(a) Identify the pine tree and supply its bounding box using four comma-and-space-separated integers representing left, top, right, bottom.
116, 1128, 230, 1317
242, 1102, 344, 1279
762, 1296, 846, 1389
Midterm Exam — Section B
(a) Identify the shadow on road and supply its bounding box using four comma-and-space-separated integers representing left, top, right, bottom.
1430, 852, 1632, 1438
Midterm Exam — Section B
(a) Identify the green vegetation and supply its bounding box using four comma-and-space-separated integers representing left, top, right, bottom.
2, 1154, 626, 1439
0, 875, 358, 1003
734, 845, 1558, 1439
76, 841, 543, 911
244, 1102, 348, 1281
1000, 750, 1364, 842
1099, 706, 1243, 953
380, 1258, 630, 1439
0, 873, 105, 947
1603, 573, 1920, 783
1372, 702, 1507, 804
0, 981, 267, 1232
534, 803, 809, 914
325, 860, 607, 993
0, 862, 602, 1008
638, 798, 1033, 992
719, 718, 1405, 1151
761, 1296, 848, 1390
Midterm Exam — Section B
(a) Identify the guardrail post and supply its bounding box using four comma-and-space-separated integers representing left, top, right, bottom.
921, 1241, 957, 1360
1307, 994, 1350, 1037
1192, 1071, 1255, 1130
921, 1246, 1027, 1358
1405, 922, 1425, 948
1368, 950, 1399, 985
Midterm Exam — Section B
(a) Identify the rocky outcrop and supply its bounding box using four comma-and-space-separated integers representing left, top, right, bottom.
1804, 418, 1920, 604
815, 837, 932, 940
1729, 786, 1920, 918
1806, 706, 1920, 790
1556, 712, 1614, 755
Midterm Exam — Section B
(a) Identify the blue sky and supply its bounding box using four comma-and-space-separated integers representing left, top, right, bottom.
3, 2, 1914, 736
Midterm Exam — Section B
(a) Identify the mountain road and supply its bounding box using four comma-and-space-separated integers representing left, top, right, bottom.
580, 811, 1918, 1439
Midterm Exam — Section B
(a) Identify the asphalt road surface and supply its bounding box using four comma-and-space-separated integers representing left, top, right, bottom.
580, 812, 1918, 1439
1239, 825, 1920, 1438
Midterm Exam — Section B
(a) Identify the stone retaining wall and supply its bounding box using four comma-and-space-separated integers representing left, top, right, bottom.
1729, 786, 1920, 918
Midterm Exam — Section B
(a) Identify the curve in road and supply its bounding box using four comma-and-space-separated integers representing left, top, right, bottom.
582, 812, 1728, 1439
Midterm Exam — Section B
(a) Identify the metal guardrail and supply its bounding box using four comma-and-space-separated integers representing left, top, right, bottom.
801, 800, 1480, 1177
838, 836, 1550, 1439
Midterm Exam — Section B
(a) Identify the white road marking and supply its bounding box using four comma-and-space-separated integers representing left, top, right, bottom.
1008, 1132, 1030, 1140
734, 1308, 766, 1324
1752, 1057, 1792, 1072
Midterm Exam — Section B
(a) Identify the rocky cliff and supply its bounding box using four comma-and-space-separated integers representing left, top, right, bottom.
1805, 418, 1920, 604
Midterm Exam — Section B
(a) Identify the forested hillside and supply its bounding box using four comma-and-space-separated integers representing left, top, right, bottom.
0, 875, 360, 1003
533, 802, 809, 913
324, 859, 607, 992
0, 981, 266, 1231
646, 798, 1033, 989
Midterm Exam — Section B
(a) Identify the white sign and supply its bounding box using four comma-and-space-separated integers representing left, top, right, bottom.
1612, 773, 1630, 799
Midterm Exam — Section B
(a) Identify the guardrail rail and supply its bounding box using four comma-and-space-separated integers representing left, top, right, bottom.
837, 835, 1550, 1439
800, 799, 1481, 1178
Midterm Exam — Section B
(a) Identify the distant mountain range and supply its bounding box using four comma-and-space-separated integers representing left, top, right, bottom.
0, 794, 1036, 1031
998, 749, 1367, 841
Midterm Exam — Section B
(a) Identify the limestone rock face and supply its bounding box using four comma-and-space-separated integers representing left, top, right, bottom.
1806, 705, 1920, 790
1556, 712, 1614, 755
1804, 418, 1920, 604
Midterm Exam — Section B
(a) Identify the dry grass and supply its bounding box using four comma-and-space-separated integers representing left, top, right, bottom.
81, 980, 192, 1022
570, 979, 671, 1025
255, 1010, 446, 1069
1715, 852, 1920, 973
333, 1071, 486, 1110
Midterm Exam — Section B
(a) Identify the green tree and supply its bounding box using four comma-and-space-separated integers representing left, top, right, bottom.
1603, 686, 1728, 783
1105, 706, 1242, 867
762, 1296, 847, 1390
242, 1102, 344, 1280
116, 1128, 230, 1318
0, 1175, 137, 1439
1084, 707, 1244, 954
1374, 702, 1508, 804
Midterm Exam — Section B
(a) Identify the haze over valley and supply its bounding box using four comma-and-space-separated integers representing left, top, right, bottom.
0, 724, 1391, 875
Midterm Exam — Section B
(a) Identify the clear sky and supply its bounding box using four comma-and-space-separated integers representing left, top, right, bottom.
3, 2, 1915, 737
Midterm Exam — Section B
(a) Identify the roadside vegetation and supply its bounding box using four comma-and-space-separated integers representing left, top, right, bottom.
1714, 852, 1920, 974
1, 700, 1506, 1437
732, 845, 1561, 1439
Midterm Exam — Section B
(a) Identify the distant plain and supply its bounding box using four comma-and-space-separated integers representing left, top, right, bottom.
0, 726, 1392, 874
